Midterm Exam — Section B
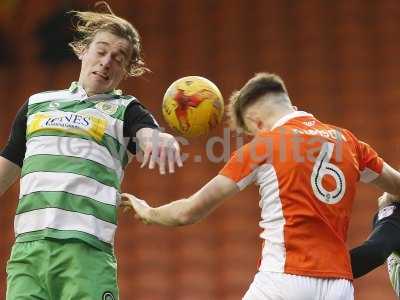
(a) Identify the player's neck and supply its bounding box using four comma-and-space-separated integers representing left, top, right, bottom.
263, 105, 296, 131
77, 79, 113, 97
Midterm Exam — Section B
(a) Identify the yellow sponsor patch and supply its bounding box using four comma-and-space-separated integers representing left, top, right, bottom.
28, 112, 107, 141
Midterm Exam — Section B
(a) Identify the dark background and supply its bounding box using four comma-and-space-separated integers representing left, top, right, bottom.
0, 0, 399, 299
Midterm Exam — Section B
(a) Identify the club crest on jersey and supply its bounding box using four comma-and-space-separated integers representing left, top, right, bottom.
95, 102, 118, 115
378, 205, 396, 221
48, 102, 60, 110
102, 291, 115, 300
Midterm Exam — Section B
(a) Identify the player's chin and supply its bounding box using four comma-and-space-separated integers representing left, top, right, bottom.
90, 80, 114, 93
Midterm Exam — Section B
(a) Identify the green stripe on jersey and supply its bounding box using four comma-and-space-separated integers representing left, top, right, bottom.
26, 130, 129, 167
28, 101, 96, 116
28, 100, 126, 122
22, 154, 120, 190
16, 228, 113, 254
17, 191, 117, 224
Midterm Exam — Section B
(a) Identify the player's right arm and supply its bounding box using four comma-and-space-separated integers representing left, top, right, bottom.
121, 175, 239, 226
0, 102, 28, 197
0, 157, 20, 197
121, 138, 266, 226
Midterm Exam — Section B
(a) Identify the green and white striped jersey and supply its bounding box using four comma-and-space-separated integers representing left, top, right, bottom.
388, 252, 400, 298
15, 82, 138, 253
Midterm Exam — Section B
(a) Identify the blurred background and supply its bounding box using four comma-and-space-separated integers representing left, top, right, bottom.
0, 0, 399, 299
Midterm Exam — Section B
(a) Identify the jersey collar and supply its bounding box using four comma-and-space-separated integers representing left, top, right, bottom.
68, 82, 123, 97
271, 111, 314, 131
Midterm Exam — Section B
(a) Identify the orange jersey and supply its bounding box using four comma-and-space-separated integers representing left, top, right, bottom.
219, 111, 383, 280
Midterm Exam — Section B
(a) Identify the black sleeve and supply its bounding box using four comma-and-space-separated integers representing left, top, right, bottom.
123, 99, 159, 154
350, 203, 400, 278
0, 102, 28, 167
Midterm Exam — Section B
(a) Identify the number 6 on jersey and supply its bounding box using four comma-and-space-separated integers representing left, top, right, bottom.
311, 142, 346, 204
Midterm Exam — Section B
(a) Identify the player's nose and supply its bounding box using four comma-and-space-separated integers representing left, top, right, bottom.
100, 54, 112, 68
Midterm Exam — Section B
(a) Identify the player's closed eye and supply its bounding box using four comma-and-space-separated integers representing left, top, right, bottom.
114, 55, 125, 65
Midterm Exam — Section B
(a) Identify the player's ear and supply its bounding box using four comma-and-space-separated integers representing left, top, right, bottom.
123, 70, 129, 80
256, 120, 264, 130
78, 48, 88, 61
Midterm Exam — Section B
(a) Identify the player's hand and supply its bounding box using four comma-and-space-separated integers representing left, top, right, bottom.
378, 192, 400, 208
136, 128, 183, 175
120, 193, 153, 224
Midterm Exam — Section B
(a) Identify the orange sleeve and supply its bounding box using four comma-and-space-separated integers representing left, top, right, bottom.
219, 135, 270, 190
341, 128, 384, 182
357, 140, 384, 182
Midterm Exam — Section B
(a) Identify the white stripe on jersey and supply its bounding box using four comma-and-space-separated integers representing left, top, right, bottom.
25, 136, 123, 179
20, 172, 118, 206
14, 208, 117, 244
237, 168, 258, 191
360, 167, 380, 183
231, 163, 286, 272
29, 90, 79, 104
256, 164, 286, 273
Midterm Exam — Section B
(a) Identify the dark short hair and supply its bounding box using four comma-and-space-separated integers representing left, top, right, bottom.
227, 73, 288, 132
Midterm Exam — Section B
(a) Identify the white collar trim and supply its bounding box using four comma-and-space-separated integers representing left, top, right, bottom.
271, 111, 314, 130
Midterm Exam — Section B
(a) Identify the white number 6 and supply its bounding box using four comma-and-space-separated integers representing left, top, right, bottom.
311, 142, 346, 204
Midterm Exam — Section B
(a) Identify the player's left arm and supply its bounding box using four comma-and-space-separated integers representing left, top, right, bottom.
372, 162, 400, 194
371, 163, 400, 206
124, 100, 183, 174
354, 136, 400, 200
136, 128, 182, 174
121, 175, 239, 226
349, 138, 400, 279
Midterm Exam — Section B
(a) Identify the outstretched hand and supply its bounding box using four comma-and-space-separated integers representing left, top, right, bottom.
120, 193, 152, 224
136, 128, 183, 175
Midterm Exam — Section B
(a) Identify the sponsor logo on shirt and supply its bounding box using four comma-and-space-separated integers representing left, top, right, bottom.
27, 112, 107, 141
303, 120, 315, 127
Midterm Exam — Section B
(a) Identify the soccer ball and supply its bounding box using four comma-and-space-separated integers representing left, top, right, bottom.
162, 76, 224, 138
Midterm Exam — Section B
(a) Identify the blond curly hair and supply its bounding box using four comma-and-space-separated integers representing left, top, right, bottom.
69, 2, 148, 77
